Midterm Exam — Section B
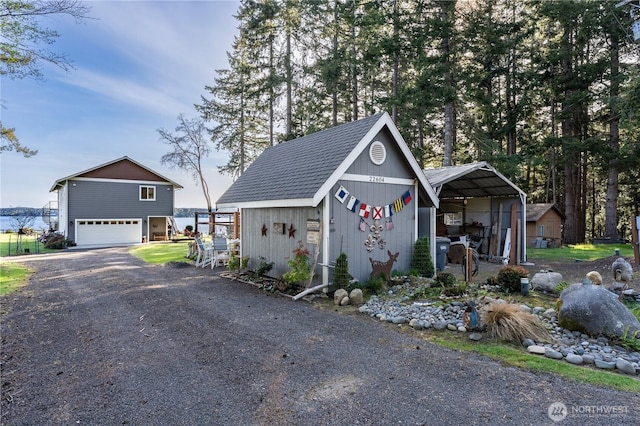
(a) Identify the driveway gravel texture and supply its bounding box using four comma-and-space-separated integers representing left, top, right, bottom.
1, 247, 638, 426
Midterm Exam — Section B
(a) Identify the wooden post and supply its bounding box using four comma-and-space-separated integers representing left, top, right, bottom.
496, 203, 503, 257
509, 203, 517, 265
632, 216, 640, 268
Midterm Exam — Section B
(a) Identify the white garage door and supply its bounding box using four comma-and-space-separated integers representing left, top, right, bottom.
76, 219, 142, 246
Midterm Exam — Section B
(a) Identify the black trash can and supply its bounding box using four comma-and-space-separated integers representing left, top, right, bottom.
435, 237, 451, 272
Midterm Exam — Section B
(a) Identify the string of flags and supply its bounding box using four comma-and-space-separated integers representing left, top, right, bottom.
334, 184, 412, 220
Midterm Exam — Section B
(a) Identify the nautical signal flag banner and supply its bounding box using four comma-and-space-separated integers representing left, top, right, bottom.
359, 203, 371, 218
336, 185, 412, 218
334, 185, 349, 203
372, 206, 383, 220
402, 190, 412, 205
346, 196, 359, 212
384, 204, 393, 218
393, 198, 403, 213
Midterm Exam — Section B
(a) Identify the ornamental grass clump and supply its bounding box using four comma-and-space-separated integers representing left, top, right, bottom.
481, 302, 549, 343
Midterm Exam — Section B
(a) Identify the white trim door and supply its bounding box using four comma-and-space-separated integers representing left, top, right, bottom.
75, 218, 142, 246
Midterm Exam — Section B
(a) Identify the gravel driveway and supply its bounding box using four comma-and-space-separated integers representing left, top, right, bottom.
1, 247, 638, 425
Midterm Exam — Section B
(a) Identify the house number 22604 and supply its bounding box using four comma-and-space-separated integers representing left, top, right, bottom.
369, 176, 385, 183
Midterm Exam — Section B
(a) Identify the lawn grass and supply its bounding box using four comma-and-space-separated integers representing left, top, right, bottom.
0, 262, 32, 295
427, 333, 640, 392
0, 233, 55, 257
528, 243, 634, 262
129, 241, 192, 264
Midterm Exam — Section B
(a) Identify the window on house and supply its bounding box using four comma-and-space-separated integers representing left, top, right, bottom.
140, 185, 156, 201
538, 225, 544, 236
444, 212, 462, 226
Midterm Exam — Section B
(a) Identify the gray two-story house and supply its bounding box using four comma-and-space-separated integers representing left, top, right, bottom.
50, 156, 182, 246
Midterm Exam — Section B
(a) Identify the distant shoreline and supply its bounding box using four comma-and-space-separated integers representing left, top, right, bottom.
0, 207, 209, 218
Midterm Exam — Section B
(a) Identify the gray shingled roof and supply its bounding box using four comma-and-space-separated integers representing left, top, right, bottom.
526, 203, 565, 222
50, 156, 183, 192
424, 161, 524, 199
216, 113, 387, 206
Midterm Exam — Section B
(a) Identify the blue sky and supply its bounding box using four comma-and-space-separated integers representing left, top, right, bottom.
1, 0, 239, 209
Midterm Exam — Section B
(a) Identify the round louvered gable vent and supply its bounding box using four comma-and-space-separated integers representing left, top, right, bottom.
369, 141, 386, 165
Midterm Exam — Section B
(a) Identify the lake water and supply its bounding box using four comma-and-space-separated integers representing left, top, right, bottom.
0, 216, 211, 234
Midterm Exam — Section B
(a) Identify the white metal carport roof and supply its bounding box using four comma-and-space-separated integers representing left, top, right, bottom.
423, 161, 525, 200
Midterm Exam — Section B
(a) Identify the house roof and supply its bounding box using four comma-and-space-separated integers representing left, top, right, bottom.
423, 161, 525, 199
526, 203, 565, 222
49, 156, 183, 192
216, 112, 439, 209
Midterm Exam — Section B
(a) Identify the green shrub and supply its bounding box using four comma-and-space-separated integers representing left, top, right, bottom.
253, 256, 274, 278
392, 268, 419, 277
332, 252, 350, 288
496, 265, 529, 293
364, 274, 386, 294
443, 282, 467, 297
41, 233, 74, 249
227, 253, 249, 272
434, 272, 457, 288
411, 236, 435, 278
282, 241, 311, 284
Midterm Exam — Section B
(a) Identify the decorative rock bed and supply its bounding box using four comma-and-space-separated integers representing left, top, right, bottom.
357, 282, 640, 377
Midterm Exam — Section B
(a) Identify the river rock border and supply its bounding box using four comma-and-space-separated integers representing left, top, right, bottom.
357, 281, 640, 377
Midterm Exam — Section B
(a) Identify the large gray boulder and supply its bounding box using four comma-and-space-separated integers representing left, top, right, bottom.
530, 270, 564, 293
558, 283, 640, 339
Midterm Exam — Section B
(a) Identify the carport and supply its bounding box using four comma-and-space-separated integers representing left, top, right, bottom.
420, 161, 527, 264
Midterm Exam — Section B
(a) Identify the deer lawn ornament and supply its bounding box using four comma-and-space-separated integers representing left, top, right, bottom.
369, 250, 399, 280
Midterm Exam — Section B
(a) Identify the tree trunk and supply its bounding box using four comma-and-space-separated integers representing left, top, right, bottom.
561, 25, 578, 245
285, 30, 292, 140
441, 1, 455, 167
269, 37, 275, 146
391, 0, 398, 122
351, 23, 358, 121
605, 30, 620, 239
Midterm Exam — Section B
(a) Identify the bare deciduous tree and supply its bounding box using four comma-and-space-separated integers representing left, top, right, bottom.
158, 114, 213, 214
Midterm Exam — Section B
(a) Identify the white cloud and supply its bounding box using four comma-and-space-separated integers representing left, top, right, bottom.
1, 1, 240, 208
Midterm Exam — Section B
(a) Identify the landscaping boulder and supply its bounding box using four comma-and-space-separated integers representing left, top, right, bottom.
334, 289, 349, 306
349, 288, 364, 305
558, 282, 640, 339
530, 270, 564, 293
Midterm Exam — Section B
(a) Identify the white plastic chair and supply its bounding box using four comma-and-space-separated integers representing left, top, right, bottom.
195, 237, 213, 268
211, 237, 230, 268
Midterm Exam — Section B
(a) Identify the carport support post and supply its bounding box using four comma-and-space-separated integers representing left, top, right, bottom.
466, 246, 472, 283
509, 203, 517, 265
